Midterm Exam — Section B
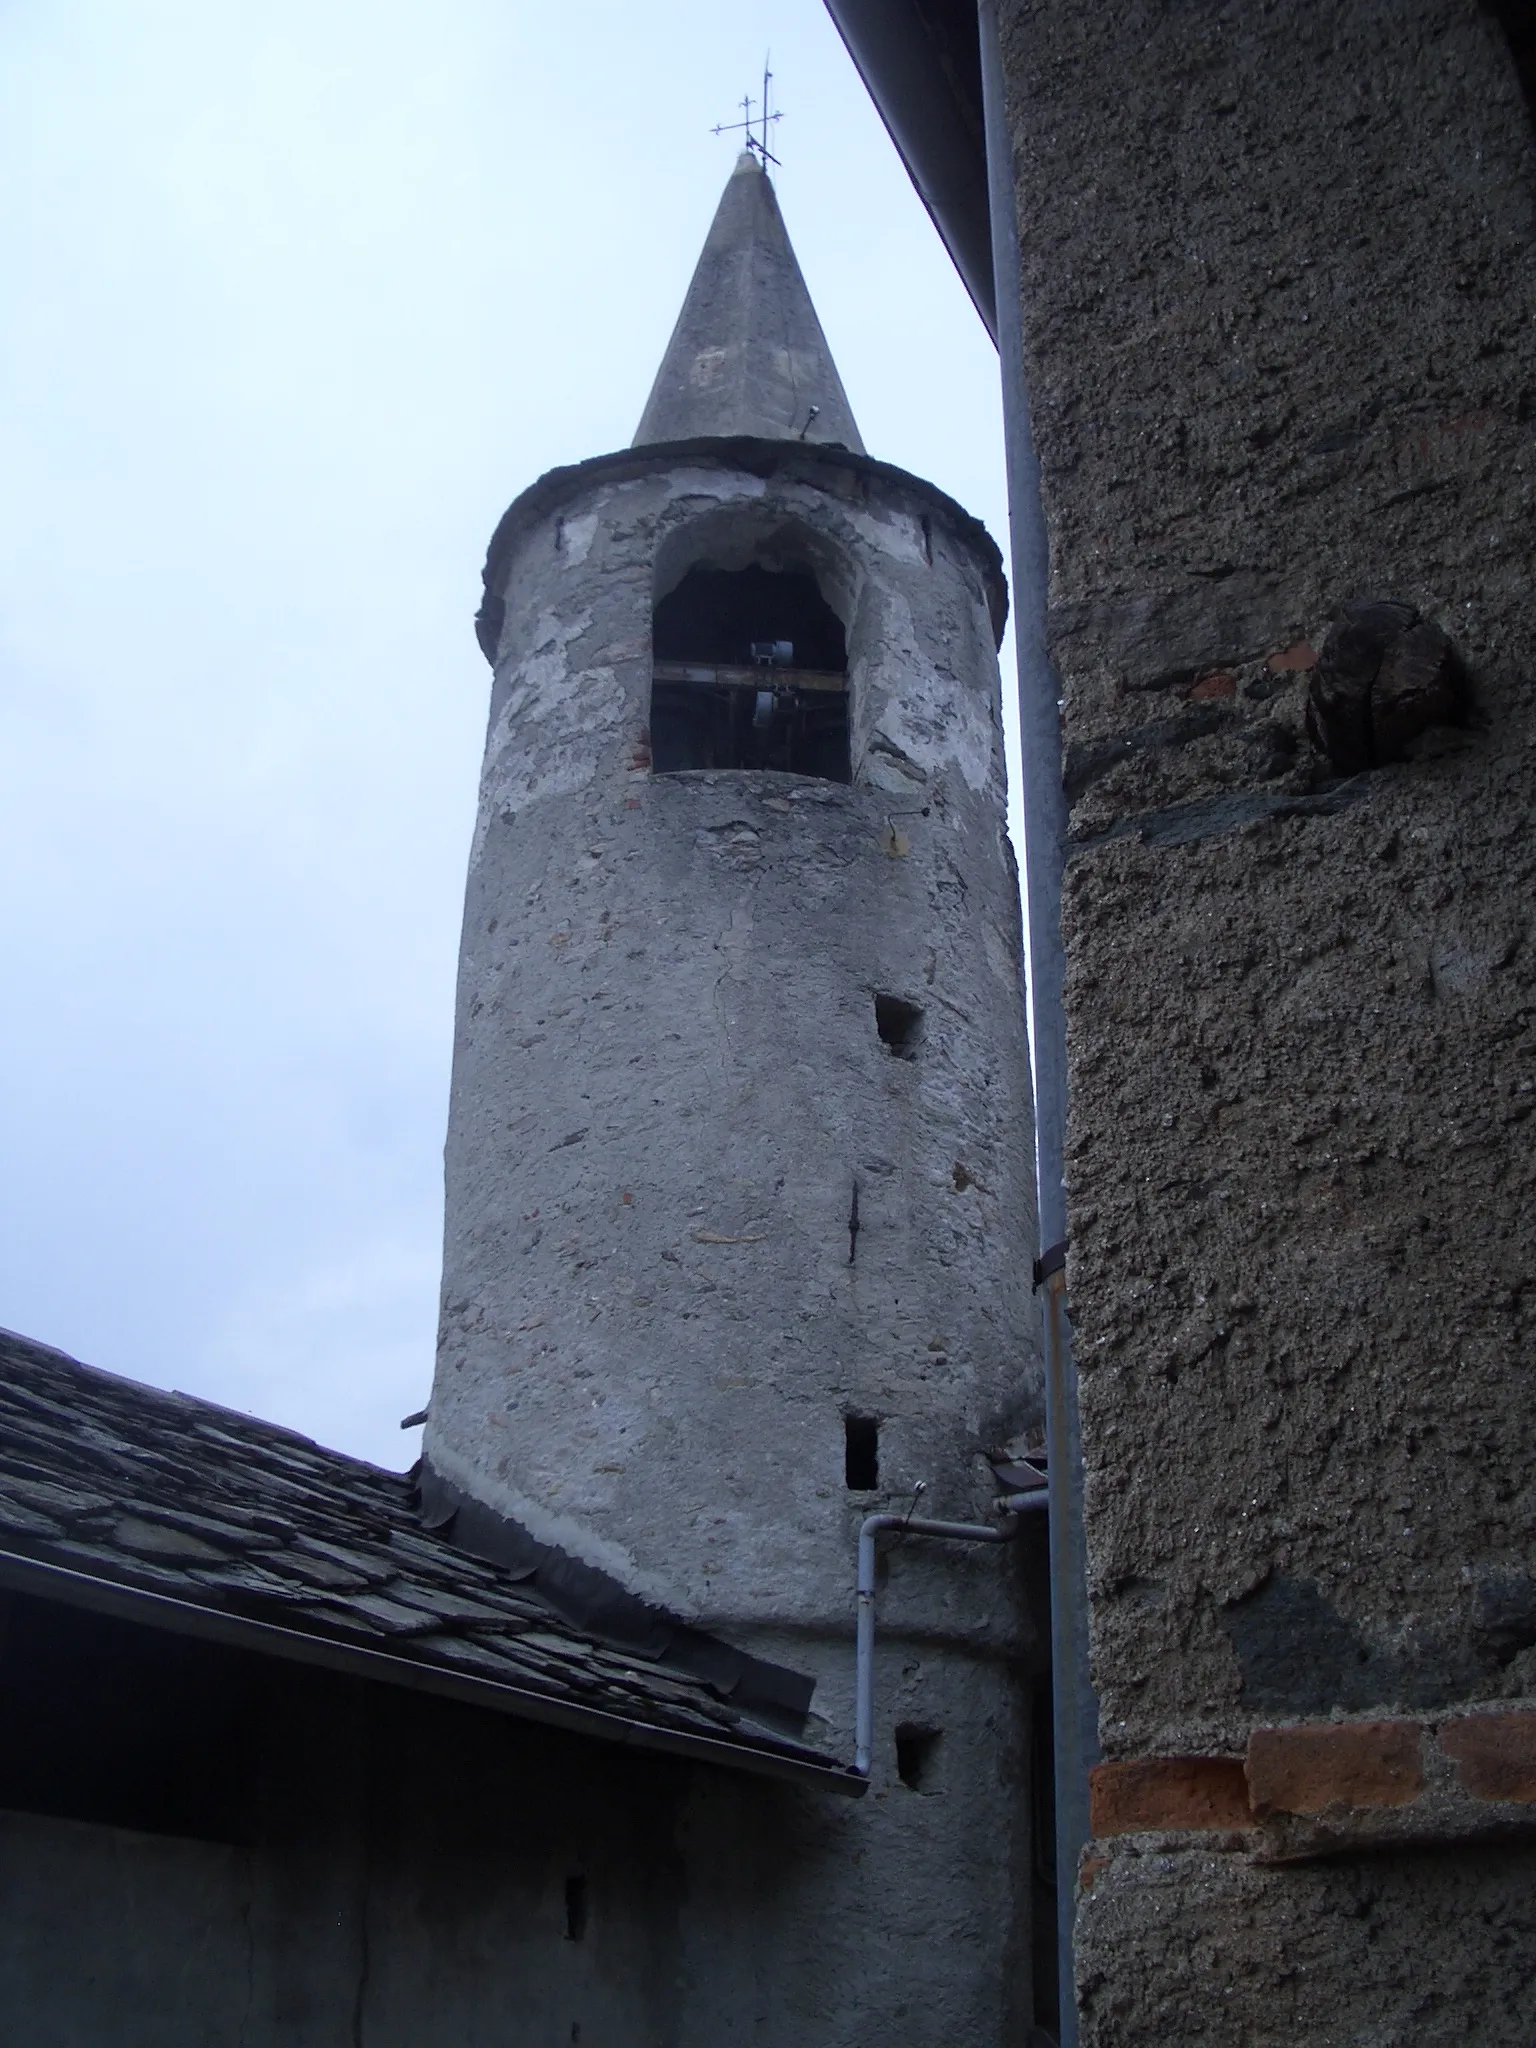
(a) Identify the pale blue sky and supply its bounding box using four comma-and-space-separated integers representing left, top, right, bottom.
0, 0, 1011, 1467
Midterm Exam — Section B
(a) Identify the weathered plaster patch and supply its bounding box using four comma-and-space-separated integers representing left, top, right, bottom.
561, 512, 598, 567
868, 593, 998, 795
470, 744, 604, 866
471, 609, 623, 856
983, 920, 1021, 992
664, 468, 768, 504
863, 733, 929, 794
845, 503, 931, 569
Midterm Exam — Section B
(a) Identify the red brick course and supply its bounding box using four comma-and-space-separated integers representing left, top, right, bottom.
1438, 1712, 1536, 1802
1246, 1721, 1423, 1816
1078, 1853, 1110, 1894
1088, 1756, 1251, 1836
1087, 1714, 1536, 1843
1265, 639, 1318, 672
1187, 668, 1237, 700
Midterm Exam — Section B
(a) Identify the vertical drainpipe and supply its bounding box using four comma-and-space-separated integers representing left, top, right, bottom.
975, 5, 1101, 2040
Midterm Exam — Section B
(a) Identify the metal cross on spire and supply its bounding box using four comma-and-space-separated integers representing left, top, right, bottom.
711, 58, 782, 169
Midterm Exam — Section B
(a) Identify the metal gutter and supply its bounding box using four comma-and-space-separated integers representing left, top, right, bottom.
975, 3, 1101, 2037
853, 1505, 1042, 1778
821, 0, 998, 337
0, 1549, 867, 1798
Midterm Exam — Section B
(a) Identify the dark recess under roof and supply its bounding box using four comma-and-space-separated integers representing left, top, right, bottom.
0, 1329, 863, 1796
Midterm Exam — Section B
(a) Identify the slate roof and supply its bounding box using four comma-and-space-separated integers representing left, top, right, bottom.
0, 1329, 862, 1795
632, 151, 865, 452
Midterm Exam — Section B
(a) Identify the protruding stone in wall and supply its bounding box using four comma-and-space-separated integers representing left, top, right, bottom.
1305, 599, 1464, 773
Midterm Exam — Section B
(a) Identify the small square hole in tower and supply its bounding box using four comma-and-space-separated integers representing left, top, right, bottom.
844, 1415, 879, 1491
874, 995, 924, 1059
895, 1724, 941, 1791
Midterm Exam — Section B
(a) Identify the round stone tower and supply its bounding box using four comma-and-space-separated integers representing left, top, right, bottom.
425, 153, 1044, 2046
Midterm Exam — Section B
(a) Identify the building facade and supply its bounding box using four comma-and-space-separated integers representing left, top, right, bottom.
424, 151, 1051, 2045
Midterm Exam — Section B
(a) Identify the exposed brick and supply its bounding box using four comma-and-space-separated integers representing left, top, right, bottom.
1246, 1721, 1423, 1816
1438, 1713, 1536, 1803
1078, 1853, 1110, 1894
1266, 639, 1318, 672
1089, 1756, 1251, 1837
1187, 668, 1237, 700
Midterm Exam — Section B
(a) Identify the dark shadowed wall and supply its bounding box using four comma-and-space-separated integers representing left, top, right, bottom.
0, 1593, 1039, 2047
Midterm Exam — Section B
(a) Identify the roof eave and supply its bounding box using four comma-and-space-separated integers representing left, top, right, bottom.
820, 0, 997, 342
0, 1547, 868, 1798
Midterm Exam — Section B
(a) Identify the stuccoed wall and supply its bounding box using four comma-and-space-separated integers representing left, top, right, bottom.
422, 439, 1047, 2047
998, 0, 1536, 2035
1076, 1839, 1536, 2045
428, 442, 1039, 1644
0, 1638, 1037, 2048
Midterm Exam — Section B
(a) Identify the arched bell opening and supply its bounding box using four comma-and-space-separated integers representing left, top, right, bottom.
649, 517, 853, 782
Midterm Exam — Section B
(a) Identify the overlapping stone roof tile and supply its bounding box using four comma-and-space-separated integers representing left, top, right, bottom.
0, 1329, 860, 1794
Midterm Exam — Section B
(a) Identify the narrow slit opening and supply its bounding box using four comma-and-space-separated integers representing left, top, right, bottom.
874, 994, 924, 1059
564, 1874, 588, 1942
844, 1415, 879, 1491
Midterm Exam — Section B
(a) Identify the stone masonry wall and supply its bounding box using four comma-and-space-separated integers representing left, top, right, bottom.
999, 0, 1536, 2036
430, 446, 1039, 1643
426, 441, 1046, 2047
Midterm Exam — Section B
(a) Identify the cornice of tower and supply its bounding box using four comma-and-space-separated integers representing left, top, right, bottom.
476, 434, 1008, 664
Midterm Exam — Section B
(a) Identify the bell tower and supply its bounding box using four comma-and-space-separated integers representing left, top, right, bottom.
426, 150, 1045, 2044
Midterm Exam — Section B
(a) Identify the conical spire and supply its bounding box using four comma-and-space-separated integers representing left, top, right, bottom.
634, 153, 865, 453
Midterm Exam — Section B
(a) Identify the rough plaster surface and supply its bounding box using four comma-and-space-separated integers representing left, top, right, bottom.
1076, 1838, 1536, 2046
1065, 764, 1536, 1756
429, 449, 1040, 1646
423, 443, 1045, 2041
999, 0, 1536, 2027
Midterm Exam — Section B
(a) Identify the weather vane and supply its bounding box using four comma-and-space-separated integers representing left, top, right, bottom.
712, 58, 782, 169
